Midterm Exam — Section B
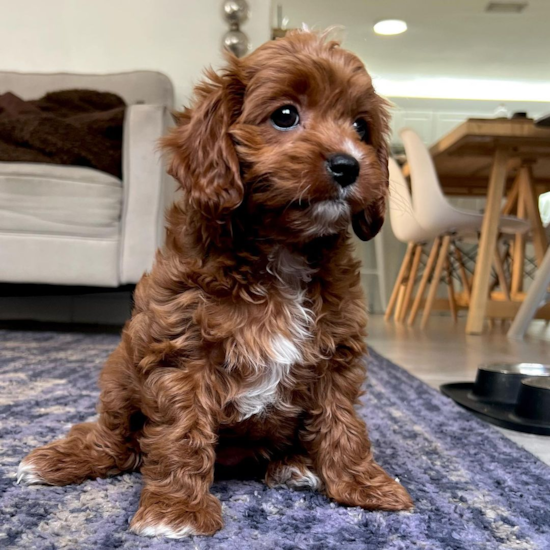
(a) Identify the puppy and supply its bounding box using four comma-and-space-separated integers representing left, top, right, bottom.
17, 29, 413, 538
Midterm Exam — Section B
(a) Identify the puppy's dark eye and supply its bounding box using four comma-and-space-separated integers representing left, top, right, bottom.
270, 105, 300, 130
353, 118, 370, 143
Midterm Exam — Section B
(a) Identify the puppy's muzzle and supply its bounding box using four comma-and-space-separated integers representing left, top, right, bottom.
326, 153, 360, 188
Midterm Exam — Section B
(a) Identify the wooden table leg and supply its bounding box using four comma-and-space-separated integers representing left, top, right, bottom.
466, 149, 509, 335
502, 178, 519, 215
511, 173, 526, 296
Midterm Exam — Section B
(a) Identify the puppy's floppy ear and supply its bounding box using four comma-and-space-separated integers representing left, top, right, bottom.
352, 97, 390, 242
162, 63, 244, 220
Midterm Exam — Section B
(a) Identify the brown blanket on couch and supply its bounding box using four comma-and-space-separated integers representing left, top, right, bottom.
0, 89, 125, 178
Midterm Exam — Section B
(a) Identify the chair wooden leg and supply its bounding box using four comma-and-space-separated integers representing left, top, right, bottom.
421, 235, 451, 330
454, 245, 471, 302
446, 255, 458, 323
408, 237, 441, 326
493, 245, 511, 301
397, 243, 423, 323
394, 284, 407, 322
385, 242, 415, 321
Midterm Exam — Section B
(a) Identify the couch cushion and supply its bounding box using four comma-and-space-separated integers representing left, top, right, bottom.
0, 162, 122, 238
0, 70, 174, 109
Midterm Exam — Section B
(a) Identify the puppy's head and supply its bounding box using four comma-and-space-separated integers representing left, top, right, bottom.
164, 30, 390, 243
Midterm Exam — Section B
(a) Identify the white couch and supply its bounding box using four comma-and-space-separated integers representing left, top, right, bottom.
0, 70, 177, 287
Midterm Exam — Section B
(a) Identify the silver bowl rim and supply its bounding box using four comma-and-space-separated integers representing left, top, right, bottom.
522, 377, 550, 389
478, 363, 550, 376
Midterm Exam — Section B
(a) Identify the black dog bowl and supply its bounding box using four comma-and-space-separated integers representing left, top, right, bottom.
441, 363, 550, 435
515, 377, 550, 424
473, 363, 550, 404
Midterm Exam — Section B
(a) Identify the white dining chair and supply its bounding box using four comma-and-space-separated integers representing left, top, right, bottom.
400, 128, 530, 237
400, 128, 530, 328
386, 157, 445, 324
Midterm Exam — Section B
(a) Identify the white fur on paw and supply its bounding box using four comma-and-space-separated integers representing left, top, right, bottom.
132, 521, 196, 539
16, 459, 48, 486
272, 465, 323, 491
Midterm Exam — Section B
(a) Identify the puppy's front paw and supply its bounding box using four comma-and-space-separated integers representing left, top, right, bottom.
130, 493, 223, 539
328, 476, 413, 511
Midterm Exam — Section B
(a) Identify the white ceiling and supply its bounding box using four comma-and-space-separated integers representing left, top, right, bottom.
273, 0, 550, 100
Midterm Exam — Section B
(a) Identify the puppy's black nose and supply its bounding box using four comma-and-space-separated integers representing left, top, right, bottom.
326, 154, 360, 188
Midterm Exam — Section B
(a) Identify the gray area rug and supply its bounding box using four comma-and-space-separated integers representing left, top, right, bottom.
1, 328, 549, 550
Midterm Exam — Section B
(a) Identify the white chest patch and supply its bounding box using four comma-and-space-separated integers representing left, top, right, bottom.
233, 250, 315, 420
234, 334, 300, 420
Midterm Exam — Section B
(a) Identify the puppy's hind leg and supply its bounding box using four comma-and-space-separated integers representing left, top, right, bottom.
18, 344, 142, 486
265, 453, 324, 492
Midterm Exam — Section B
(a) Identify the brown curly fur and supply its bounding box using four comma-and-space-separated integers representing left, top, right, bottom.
18, 30, 413, 538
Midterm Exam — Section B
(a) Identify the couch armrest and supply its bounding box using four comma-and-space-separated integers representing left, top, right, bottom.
119, 104, 177, 284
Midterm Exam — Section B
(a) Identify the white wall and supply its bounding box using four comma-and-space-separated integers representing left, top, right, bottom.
0, 0, 271, 107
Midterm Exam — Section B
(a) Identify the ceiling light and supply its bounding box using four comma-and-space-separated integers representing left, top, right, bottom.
373, 19, 408, 36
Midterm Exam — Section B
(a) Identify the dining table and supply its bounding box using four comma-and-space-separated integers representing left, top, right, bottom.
402, 117, 550, 335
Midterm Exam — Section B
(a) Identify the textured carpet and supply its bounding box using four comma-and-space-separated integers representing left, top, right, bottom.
1, 329, 549, 550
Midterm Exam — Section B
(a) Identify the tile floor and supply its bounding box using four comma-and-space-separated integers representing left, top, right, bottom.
367, 314, 550, 465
